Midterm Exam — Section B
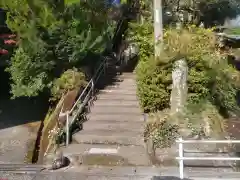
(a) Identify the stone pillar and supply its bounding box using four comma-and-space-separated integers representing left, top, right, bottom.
170, 59, 188, 123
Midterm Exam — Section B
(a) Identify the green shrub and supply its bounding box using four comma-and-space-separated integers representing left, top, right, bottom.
3, 0, 114, 98
182, 101, 227, 138
136, 57, 172, 112
51, 68, 87, 101
144, 110, 179, 148
131, 24, 240, 115
127, 21, 154, 62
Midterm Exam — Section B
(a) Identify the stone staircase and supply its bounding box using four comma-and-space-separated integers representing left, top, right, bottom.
61, 72, 151, 166
60, 70, 234, 168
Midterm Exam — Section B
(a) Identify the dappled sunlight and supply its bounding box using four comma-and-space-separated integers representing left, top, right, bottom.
0, 67, 49, 130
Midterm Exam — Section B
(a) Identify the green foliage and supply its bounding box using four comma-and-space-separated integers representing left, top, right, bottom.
51, 68, 87, 100
127, 21, 154, 61
64, 0, 79, 5
144, 110, 179, 148
133, 1, 240, 148
182, 101, 227, 138
1, 0, 114, 98
6, 46, 49, 97
224, 28, 240, 35
140, 0, 240, 27
132, 23, 240, 116
136, 58, 171, 112
196, 0, 240, 26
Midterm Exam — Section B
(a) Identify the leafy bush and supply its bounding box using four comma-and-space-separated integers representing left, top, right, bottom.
182, 101, 227, 138
131, 24, 240, 115
136, 58, 172, 112
127, 21, 154, 61
51, 68, 87, 101
144, 110, 179, 148
2, 0, 114, 98
130, 1, 240, 151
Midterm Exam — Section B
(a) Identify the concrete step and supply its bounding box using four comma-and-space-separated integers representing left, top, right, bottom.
0, 164, 45, 172
61, 144, 149, 166
104, 84, 137, 90
90, 106, 141, 114
87, 114, 144, 122
108, 77, 136, 82
119, 78, 136, 83
97, 80, 137, 87
105, 77, 136, 83
73, 133, 144, 146
97, 94, 138, 101
93, 99, 139, 107
78, 128, 143, 136
119, 73, 136, 77
111, 72, 136, 76
101, 77, 136, 83
82, 122, 144, 132
99, 89, 137, 95
106, 72, 136, 77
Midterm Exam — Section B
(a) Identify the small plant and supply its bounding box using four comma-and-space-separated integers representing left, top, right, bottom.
183, 101, 227, 138
144, 111, 179, 149
45, 126, 64, 156
48, 127, 64, 144
51, 68, 87, 101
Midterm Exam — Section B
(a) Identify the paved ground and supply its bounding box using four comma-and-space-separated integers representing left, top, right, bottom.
0, 166, 239, 180
0, 96, 48, 163
0, 125, 34, 163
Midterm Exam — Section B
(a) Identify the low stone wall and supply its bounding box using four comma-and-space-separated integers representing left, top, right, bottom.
38, 89, 79, 163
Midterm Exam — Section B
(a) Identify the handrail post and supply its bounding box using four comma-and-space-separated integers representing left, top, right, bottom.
178, 137, 184, 179
91, 79, 94, 96
66, 111, 69, 146
103, 62, 106, 75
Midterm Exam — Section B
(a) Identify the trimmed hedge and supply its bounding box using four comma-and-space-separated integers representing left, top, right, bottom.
128, 24, 240, 115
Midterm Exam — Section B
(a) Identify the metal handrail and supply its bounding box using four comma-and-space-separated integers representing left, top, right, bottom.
64, 58, 107, 145
62, 2, 135, 146
176, 137, 240, 179
69, 60, 106, 114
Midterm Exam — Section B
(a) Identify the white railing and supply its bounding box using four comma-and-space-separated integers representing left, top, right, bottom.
176, 138, 240, 179
61, 3, 137, 146
64, 58, 107, 145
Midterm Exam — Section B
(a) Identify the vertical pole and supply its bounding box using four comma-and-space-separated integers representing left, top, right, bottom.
143, 113, 147, 122
153, 0, 163, 57
66, 112, 69, 146
91, 79, 94, 96
179, 137, 184, 179
103, 62, 106, 75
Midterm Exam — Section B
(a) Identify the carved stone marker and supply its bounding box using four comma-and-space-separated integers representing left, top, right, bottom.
170, 59, 188, 123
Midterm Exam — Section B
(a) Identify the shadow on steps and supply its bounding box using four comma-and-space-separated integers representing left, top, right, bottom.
95, 54, 139, 91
